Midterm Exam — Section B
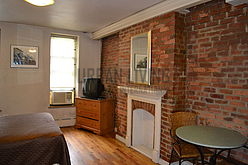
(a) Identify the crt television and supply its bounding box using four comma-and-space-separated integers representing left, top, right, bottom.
82, 78, 104, 99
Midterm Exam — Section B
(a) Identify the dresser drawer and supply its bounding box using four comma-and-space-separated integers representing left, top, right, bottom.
76, 99, 99, 111
76, 116, 99, 129
76, 99, 99, 120
77, 109, 99, 120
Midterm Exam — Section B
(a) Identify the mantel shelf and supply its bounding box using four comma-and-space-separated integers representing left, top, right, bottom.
117, 86, 166, 99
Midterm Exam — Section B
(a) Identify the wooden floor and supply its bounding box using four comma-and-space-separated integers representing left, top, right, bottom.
61, 127, 157, 165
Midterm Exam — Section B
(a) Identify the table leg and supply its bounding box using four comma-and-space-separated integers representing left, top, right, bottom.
210, 149, 227, 165
196, 146, 205, 165
210, 154, 216, 165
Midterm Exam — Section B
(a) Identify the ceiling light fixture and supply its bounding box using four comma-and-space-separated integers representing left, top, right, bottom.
24, 0, 55, 7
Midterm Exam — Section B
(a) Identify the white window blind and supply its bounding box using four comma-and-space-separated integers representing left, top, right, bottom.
50, 35, 76, 90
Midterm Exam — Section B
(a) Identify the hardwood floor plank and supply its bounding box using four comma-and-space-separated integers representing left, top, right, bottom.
61, 127, 157, 165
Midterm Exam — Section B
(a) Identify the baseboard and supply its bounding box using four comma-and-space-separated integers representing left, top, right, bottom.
114, 135, 173, 165
159, 158, 169, 165
115, 134, 126, 144
56, 119, 76, 127
168, 161, 193, 165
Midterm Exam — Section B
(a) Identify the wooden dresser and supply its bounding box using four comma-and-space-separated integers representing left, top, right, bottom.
75, 97, 114, 135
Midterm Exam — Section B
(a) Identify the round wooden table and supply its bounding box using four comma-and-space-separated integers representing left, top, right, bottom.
176, 125, 247, 165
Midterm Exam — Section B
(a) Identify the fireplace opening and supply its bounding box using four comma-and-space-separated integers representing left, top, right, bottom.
132, 108, 154, 158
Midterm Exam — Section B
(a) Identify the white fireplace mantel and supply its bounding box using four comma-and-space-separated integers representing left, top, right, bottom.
117, 85, 166, 163
117, 86, 167, 99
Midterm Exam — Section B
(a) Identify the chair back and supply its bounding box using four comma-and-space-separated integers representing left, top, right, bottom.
170, 111, 197, 138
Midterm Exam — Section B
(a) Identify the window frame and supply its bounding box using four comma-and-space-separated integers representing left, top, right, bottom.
49, 34, 79, 106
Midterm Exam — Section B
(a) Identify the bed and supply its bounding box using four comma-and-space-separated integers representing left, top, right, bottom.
0, 112, 71, 165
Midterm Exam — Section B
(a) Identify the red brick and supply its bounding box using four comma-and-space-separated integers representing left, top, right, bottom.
221, 68, 235, 72
200, 42, 212, 48
231, 113, 248, 120
234, 90, 248, 96
226, 95, 240, 100
213, 83, 226, 88
230, 101, 246, 107
210, 94, 224, 99
215, 100, 228, 104
206, 98, 214, 103
204, 87, 216, 93
222, 106, 237, 112
241, 97, 248, 102
220, 18, 234, 24
219, 89, 233, 94
228, 9, 243, 17
233, 56, 248, 61
227, 85, 244, 89
213, 72, 226, 77
224, 117, 233, 121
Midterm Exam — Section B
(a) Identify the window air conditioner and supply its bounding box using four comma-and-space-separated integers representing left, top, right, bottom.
50, 90, 74, 105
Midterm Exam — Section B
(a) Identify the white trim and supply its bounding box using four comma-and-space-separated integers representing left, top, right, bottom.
131, 146, 152, 159
119, 85, 166, 163
118, 86, 166, 99
167, 161, 193, 165
92, 0, 211, 39
126, 94, 132, 147
115, 134, 126, 144
159, 158, 169, 165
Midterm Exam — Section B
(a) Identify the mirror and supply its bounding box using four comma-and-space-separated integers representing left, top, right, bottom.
130, 31, 151, 85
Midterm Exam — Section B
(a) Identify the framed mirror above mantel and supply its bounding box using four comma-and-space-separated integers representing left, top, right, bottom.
130, 31, 151, 85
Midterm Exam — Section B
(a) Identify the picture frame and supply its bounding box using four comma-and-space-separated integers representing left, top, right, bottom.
10, 45, 39, 68
134, 54, 147, 70
130, 31, 151, 85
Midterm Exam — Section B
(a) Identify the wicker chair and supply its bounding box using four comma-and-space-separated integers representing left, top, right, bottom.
169, 111, 212, 165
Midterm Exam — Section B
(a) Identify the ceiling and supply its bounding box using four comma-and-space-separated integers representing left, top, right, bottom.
0, 0, 164, 33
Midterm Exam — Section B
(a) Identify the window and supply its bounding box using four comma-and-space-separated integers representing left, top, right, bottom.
49, 34, 77, 105
50, 35, 77, 90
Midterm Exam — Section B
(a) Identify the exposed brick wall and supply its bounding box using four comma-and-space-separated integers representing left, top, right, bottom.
101, 12, 186, 162
101, 33, 119, 99
174, 13, 187, 112
101, 34, 121, 135
186, 0, 248, 162
101, 0, 248, 163
132, 100, 155, 115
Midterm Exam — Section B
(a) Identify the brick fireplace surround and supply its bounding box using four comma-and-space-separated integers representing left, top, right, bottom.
101, 0, 248, 163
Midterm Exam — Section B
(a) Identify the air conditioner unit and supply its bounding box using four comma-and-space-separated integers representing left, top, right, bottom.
50, 90, 74, 105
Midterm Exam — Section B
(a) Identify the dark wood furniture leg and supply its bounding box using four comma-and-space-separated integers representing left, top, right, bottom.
196, 146, 205, 165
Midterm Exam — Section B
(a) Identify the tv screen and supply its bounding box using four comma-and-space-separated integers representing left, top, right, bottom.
82, 78, 104, 99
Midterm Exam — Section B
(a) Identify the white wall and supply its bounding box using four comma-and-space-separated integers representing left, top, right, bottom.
78, 33, 102, 96
0, 22, 101, 126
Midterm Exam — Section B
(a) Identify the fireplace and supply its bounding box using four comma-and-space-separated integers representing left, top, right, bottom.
118, 86, 166, 163
132, 100, 155, 158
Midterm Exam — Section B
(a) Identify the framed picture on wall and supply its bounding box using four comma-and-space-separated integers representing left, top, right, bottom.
134, 54, 147, 70
10, 45, 39, 68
